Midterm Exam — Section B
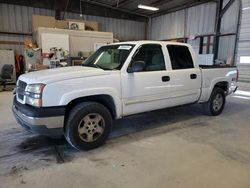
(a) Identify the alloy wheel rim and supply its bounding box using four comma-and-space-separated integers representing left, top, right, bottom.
77, 113, 105, 142
212, 93, 223, 112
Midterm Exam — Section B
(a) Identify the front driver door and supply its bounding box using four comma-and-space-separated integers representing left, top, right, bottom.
121, 44, 171, 116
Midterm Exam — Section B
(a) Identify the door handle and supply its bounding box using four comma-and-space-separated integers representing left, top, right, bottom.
190, 74, 197, 79
162, 76, 170, 82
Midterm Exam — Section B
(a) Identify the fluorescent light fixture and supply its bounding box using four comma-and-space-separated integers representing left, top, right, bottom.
138, 4, 159, 11
242, 7, 250, 11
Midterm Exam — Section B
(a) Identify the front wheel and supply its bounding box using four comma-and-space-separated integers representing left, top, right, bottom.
65, 102, 112, 150
203, 87, 226, 116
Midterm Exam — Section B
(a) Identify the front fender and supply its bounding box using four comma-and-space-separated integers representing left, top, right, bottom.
59, 87, 122, 118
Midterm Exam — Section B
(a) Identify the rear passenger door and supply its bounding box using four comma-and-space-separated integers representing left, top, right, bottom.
165, 45, 201, 105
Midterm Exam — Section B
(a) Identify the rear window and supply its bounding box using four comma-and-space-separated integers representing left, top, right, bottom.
167, 45, 194, 70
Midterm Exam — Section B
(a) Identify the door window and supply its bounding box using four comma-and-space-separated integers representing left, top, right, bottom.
131, 44, 166, 71
167, 45, 194, 70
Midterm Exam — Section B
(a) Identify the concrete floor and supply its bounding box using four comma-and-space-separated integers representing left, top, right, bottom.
0, 83, 250, 188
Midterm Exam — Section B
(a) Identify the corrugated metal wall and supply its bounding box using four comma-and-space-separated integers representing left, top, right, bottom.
221, 0, 240, 33
0, 3, 146, 55
186, 3, 217, 36
218, 0, 240, 61
64, 13, 146, 41
151, 10, 185, 40
0, 4, 54, 54
186, 2, 217, 57
151, 2, 217, 40
237, 0, 250, 82
150, 1, 240, 63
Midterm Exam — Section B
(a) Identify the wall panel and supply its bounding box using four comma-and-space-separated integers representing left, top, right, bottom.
151, 10, 185, 40
186, 2, 217, 36
0, 3, 146, 54
237, 0, 250, 82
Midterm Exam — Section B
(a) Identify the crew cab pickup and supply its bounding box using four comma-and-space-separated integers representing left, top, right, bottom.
13, 41, 238, 150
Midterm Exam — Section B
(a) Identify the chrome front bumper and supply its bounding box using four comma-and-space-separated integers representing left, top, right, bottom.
12, 105, 64, 138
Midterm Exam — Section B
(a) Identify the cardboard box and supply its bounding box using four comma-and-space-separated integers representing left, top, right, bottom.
84, 20, 99, 31
35, 64, 49, 70
33, 15, 99, 32
32, 15, 55, 32
33, 15, 68, 31
55, 20, 69, 29
68, 21, 85, 30
67, 19, 98, 31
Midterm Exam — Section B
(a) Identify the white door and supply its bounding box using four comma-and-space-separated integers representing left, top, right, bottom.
121, 44, 172, 116
165, 44, 201, 104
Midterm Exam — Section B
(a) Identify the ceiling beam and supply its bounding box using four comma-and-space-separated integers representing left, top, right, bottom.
220, 0, 236, 17
54, 0, 69, 20
114, 0, 134, 8
151, 0, 175, 6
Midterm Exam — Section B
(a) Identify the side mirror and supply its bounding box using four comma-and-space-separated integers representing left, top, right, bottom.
127, 61, 145, 73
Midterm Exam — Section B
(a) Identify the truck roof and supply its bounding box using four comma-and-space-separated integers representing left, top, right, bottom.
110, 40, 191, 47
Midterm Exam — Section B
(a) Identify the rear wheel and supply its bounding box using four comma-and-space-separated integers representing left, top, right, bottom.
203, 87, 226, 116
65, 102, 112, 150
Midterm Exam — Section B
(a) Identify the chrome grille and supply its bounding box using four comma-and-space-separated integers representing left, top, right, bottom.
18, 80, 27, 89
17, 80, 27, 101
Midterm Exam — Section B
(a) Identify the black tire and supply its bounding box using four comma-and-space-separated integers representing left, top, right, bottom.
203, 87, 226, 116
64, 102, 112, 150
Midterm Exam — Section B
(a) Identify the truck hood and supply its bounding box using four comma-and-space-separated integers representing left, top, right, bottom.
19, 66, 109, 84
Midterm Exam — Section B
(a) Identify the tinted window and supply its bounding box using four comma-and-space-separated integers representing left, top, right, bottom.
131, 44, 166, 71
167, 45, 194, 70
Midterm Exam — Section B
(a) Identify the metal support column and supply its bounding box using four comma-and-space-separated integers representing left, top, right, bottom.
213, 0, 223, 61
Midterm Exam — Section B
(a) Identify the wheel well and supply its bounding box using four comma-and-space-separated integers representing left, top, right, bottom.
214, 81, 228, 93
65, 95, 117, 120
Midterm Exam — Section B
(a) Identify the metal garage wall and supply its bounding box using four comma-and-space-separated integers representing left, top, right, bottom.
186, 2, 217, 36
237, 0, 250, 82
150, 1, 241, 64
0, 4, 54, 54
150, 2, 217, 40
0, 3, 146, 55
186, 2, 217, 57
218, 0, 240, 61
0, 4, 54, 33
218, 35, 237, 61
87, 15, 145, 41
221, 0, 240, 33
0, 35, 27, 54
64, 12, 146, 41
151, 10, 185, 40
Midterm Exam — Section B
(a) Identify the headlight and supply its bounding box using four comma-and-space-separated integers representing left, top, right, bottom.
25, 84, 45, 107
26, 97, 41, 107
26, 84, 45, 94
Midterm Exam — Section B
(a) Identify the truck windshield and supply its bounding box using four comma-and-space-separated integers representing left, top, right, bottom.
83, 44, 135, 70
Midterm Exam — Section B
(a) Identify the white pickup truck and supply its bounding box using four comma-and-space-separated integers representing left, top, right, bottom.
13, 41, 238, 150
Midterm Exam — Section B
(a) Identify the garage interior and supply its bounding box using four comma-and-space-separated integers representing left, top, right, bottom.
0, 0, 250, 187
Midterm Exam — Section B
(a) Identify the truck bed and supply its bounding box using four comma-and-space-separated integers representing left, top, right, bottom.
198, 66, 238, 103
